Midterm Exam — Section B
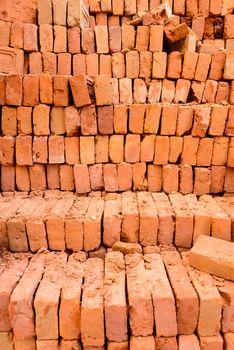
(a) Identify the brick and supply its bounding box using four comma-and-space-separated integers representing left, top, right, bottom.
167, 52, 183, 79
32, 136, 48, 164
64, 106, 80, 136
135, 26, 149, 51
39, 73, 53, 104
112, 0, 124, 15
130, 336, 155, 349
169, 137, 183, 163
46, 165, 60, 190
23, 75, 39, 107
40, 24, 53, 52
83, 197, 104, 251
162, 250, 199, 334
54, 25, 67, 53
200, 195, 231, 240
189, 81, 206, 104
161, 79, 175, 103
199, 335, 223, 350
126, 51, 139, 79
86, 53, 98, 76
68, 27, 80, 54
121, 192, 139, 243
15, 166, 30, 192
112, 53, 125, 78
128, 104, 145, 134
73, 54, 86, 75
65, 137, 79, 165
197, 138, 214, 166
9, 256, 44, 339
80, 136, 94, 165
125, 134, 140, 163
53, 0, 67, 25
81, 258, 104, 346
10, 22, 23, 49
137, 192, 158, 246
103, 164, 118, 192
139, 51, 152, 79
202, 80, 218, 103
0, 76, 6, 105
74, 164, 91, 194
0, 137, 14, 166
194, 53, 211, 81
57, 53, 71, 75
169, 192, 194, 247
216, 81, 230, 103
223, 52, 234, 79
0, 20, 10, 46
192, 16, 205, 40
100, 54, 112, 77
109, 26, 121, 53
149, 25, 163, 52
189, 235, 234, 281
179, 165, 193, 195
29, 165, 46, 191
181, 136, 199, 165
97, 106, 114, 135
65, 197, 89, 251
79, 105, 96, 136
181, 51, 198, 80
161, 106, 178, 136
178, 335, 200, 350
163, 165, 179, 193
38, 0, 52, 24
49, 135, 64, 164
113, 105, 127, 134
34, 253, 66, 339
183, 252, 222, 336
16, 136, 32, 166
211, 166, 226, 193
143, 104, 161, 134
133, 79, 147, 104
89, 163, 104, 190
132, 163, 147, 191
95, 26, 109, 54
209, 50, 226, 80
53, 76, 69, 107
109, 135, 124, 163
225, 106, 234, 136
194, 168, 211, 195
70, 76, 91, 107
209, 105, 228, 136
24, 24, 38, 52
1, 166, 15, 192
117, 163, 132, 191
60, 165, 74, 191
152, 192, 174, 244
110, 78, 119, 104
152, 52, 167, 78
29, 53, 43, 74
95, 136, 109, 163
42, 52, 57, 74
6, 75, 22, 106
148, 80, 162, 104
0, 257, 29, 333
94, 76, 112, 106
212, 137, 229, 165
174, 79, 190, 104
81, 28, 95, 54
104, 251, 127, 342
33, 104, 50, 136
0, 332, 14, 350
124, 0, 136, 15
140, 135, 155, 163
122, 25, 135, 51
103, 195, 122, 246
60, 255, 85, 340
155, 337, 178, 350
119, 78, 132, 104
154, 136, 169, 165
126, 253, 153, 335
1, 107, 17, 137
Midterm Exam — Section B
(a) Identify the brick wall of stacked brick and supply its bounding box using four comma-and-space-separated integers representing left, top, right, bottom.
0, 0, 233, 195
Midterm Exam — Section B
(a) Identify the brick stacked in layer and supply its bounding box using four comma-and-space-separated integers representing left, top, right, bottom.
0, 191, 233, 252
0, 248, 233, 349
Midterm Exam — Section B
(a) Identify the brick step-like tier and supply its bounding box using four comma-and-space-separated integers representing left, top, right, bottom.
0, 248, 233, 349
0, 191, 233, 252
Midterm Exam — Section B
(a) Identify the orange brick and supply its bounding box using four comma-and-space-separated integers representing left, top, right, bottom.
194, 53, 211, 81
119, 78, 132, 104
126, 51, 139, 79
109, 135, 124, 163
129, 104, 145, 134
80, 136, 95, 165
1, 107, 17, 136
95, 26, 109, 54
47, 165, 60, 189
125, 134, 140, 163
73, 54, 86, 75
181, 136, 199, 165
54, 25, 67, 53
117, 162, 132, 191
94, 76, 112, 106
33, 104, 50, 136
16, 107, 32, 136
122, 25, 135, 51
194, 168, 211, 195
40, 73, 53, 105
29, 164, 46, 191
53, 76, 69, 107
68, 27, 81, 54
181, 51, 198, 80
65, 137, 79, 165
23, 75, 39, 107
33, 136, 48, 164
86, 53, 99, 76
148, 80, 162, 103
89, 164, 104, 190
147, 165, 162, 192
139, 51, 152, 79
100, 54, 112, 77
114, 105, 128, 134
98, 106, 114, 134
64, 106, 80, 137
140, 135, 155, 162
39, 24, 53, 52
70, 76, 91, 107
161, 106, 178, 136
60, 165, 74, 191
167, 52, 183, 79
6, 75, 22, 106
42, 52, 57, 75
29, 52, 43, 74
16, 136, 33, 166
57, 53, 71, 75
179, 165, 193, 194
135, 26, 149, 51
24, 23, 38, 52
132, 163, 147, 190
161, 79, 175, 103
74, 164, 91, 193
80, 105, 97, 136
0, 76, 6, 105
81, 28, 95, 54
152, 52, 167, 78
49, 136, 65, 164
95, 135, 109, 163
163, 165, 179, 193
104, 164, 118, 192
50, 107, 66, 135
10, 22, 24, 49
154, 136, 169, 165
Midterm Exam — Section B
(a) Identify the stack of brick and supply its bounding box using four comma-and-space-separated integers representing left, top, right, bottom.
0, 192, 233, 252
0, 247, 234, 349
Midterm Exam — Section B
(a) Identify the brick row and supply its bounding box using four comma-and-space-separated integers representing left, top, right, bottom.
0, 192, 233, 252
0, 249, 233, 349
1, 163, 234, 194
1, 102, 234, 136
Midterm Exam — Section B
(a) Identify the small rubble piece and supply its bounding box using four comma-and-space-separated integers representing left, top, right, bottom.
112, 241, 142, 255
189, 235, 234, 281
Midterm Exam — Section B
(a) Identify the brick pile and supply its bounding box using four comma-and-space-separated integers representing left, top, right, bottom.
0, 192, 233, 252
0, 248, 234, 350
0, 0, 234, 348
0, 0, 233, 194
